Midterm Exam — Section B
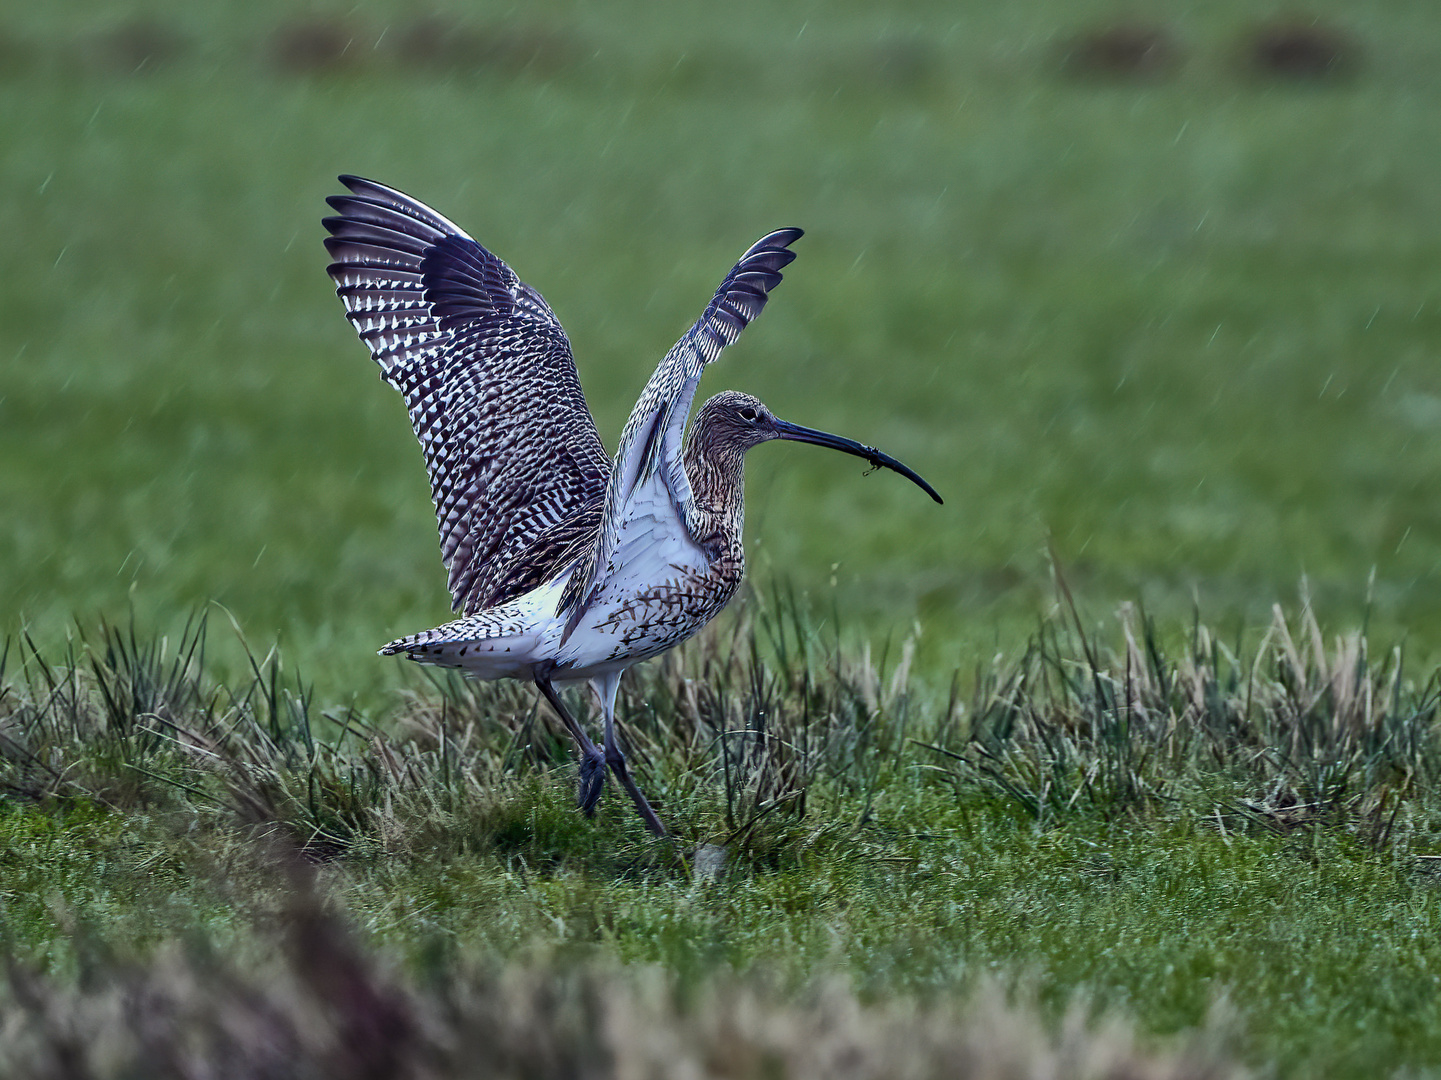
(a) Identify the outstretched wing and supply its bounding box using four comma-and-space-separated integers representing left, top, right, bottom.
558, 227, 803, 630
324, 175, 611, 614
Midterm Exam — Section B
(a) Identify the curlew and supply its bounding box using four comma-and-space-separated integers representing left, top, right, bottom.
323, 176, 941, 837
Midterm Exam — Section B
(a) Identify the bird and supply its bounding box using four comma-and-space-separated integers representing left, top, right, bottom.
323, 175, 941, 837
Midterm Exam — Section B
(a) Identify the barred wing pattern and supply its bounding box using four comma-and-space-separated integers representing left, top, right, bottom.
559, 227, 804, 629
324, 176, 611, 614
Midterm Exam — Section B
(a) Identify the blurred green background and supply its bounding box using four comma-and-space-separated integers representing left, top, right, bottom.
4, 0, 1441, 699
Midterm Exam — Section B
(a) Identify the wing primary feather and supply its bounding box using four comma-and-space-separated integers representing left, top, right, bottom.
322, 217, 437, 256
559, 226, 804, 630
336, 174, 472, 236
324, 176, 611, 614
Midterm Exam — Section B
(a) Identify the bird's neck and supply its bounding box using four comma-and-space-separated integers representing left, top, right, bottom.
682, 426, 747, 561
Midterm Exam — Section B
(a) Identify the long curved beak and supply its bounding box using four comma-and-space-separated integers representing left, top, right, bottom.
772, 419, 943, 504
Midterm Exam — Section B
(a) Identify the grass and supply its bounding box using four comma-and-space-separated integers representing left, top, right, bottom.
5, 593, 1441, 1076
1, 847, 1245, 1080
5, 2, 1441, 693
6, 2, 1441, 1075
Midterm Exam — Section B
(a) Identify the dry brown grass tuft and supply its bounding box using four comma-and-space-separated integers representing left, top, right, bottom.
0, 858, 1245, 1080
5, 582, 1441, 866
1058, 24, 1183, 81
384, 16, 579, 78
83, 20, 190, 76
268, 18, 366, 75
925, 575, 1440, 841
1244, 19, 1357, 80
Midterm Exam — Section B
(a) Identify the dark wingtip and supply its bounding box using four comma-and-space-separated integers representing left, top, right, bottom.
749, 227, 803, 257
766, 226, 804, 245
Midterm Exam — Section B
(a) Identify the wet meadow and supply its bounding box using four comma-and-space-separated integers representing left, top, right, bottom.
4, 2, 1441, 1076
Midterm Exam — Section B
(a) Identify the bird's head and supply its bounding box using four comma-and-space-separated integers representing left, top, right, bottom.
690, 390, 942, 503
691, 390, 786, 451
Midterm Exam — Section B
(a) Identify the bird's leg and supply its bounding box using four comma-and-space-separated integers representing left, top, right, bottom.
591, 671, 667, 837
533, 672, 606, 815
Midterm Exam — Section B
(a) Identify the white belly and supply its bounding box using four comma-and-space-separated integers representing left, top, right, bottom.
385, 514, 729, 682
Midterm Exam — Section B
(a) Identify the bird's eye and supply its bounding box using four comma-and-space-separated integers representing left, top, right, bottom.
738, 407, 758, 422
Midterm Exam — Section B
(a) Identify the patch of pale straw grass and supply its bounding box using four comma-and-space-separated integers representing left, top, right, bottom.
0, 857, 1244, 1080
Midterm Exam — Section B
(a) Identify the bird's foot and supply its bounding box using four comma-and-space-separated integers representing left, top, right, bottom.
578, 749, 607, 816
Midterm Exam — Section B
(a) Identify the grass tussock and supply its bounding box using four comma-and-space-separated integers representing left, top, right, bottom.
1244, 19, 1357, 80
0, 856, 1243, 1080
925, 577, 1440, 847
1058, 24, 1185, 82
6, 593, 1441, 1075
3, 582, 1441, 872
0, 593, 916, 872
